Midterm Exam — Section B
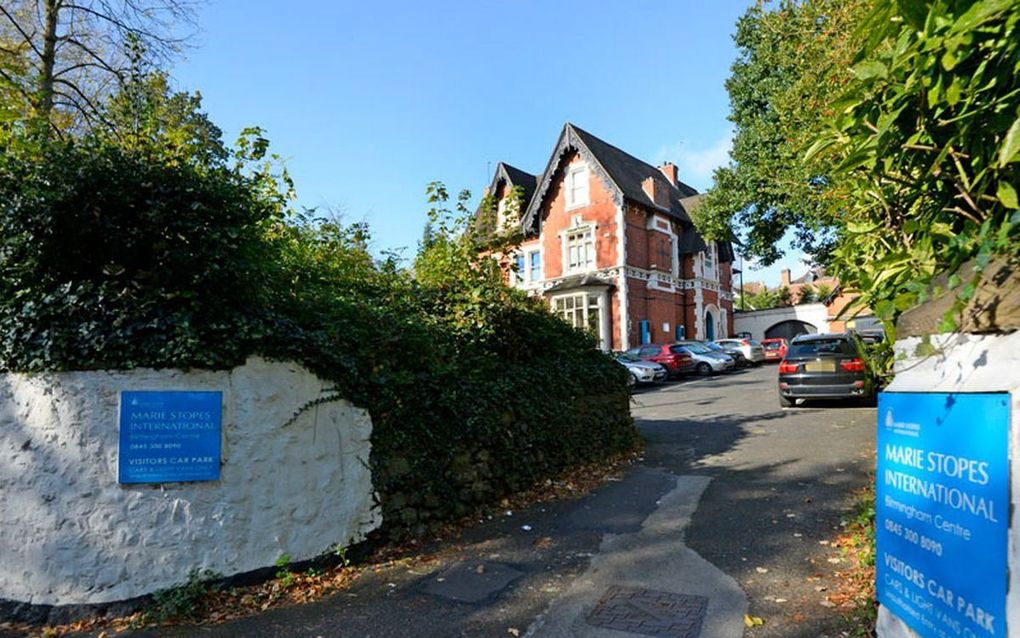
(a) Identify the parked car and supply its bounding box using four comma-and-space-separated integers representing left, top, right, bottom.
705, 341, 748, 367
777, 333, 875, 407
625, 344, 695, 378
672, 340, 736, 376
713, 338, 766, 366
760, 338, 788, 362
614, 353, 667, 386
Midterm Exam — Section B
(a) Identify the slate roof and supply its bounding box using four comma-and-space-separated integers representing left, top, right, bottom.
521, 123, 704, 230
484, 123, 734, 263
496, 162, 539, 211
569, 124, 699, 215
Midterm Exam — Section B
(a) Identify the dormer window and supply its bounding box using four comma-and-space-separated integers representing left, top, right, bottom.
566, 164, 589, 209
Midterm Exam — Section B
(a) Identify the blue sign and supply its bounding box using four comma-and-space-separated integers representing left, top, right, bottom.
877, 392, 1009, 638
119, 391, 223, 484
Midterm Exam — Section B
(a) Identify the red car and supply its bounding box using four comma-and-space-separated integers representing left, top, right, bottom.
625, 344, 695, 378
761, 338, 788, 362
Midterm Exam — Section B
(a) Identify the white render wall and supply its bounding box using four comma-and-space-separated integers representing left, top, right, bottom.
732, 303, 831, 341
879, 331, 1020, 637
0, 356, 380, 606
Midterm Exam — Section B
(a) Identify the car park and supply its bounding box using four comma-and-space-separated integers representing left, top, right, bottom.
713, 338, 765, 365
777, 333, 874, 407
760, 338, 788, 362
672, 340, 736, 376
625, 344, 695, 378
614, 353, 667, 386
706, 341, 748, 367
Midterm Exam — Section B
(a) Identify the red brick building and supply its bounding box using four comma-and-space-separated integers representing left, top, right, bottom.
483, 123, 736, 351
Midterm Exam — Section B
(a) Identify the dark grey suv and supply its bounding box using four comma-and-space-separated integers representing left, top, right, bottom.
777, 333, 874, 407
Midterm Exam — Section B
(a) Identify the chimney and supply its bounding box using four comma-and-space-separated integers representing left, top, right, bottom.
780, 268, 791, 287
658, 162, 678, 186
642, 176, 670, 209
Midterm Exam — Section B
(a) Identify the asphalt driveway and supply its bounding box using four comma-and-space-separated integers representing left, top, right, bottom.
67, 364, 876, 638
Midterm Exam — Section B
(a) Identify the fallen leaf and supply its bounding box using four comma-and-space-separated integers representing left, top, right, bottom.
744, 614, 765, 627
508, 629, 520, 637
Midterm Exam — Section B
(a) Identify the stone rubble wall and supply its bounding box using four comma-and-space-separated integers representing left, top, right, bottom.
0, 356, 380, 607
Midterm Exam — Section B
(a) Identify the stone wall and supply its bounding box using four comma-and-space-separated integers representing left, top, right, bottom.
0, 356, 379, 608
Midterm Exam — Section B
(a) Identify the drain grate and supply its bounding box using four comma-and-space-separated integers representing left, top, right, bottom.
586, 585, 708, 638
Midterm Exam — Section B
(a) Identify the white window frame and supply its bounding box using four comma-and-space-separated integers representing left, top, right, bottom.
527, 249, 542, 284
511, 252, 526, 287
551, 290, 609, 350
562, 222, 596, 274
496, 197, 509, 230
703, 243, 717, 281
565, 163, 589, 209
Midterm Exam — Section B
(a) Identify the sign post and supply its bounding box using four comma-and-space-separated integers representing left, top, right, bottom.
876, 392, 1010, 638
118, 390, 223, 484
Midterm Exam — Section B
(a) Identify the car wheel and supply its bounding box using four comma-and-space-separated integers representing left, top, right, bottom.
627, 373, 638, 388
696, 362, 712, 376
779, 394, 794, 408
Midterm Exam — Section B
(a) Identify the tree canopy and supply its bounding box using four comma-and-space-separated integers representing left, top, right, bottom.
698, 0, 873, 265
707, 0, 1020, 333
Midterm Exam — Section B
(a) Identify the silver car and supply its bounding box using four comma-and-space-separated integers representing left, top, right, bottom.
673, 341, 735, 376
714, 338, 766, 365
614, 353, 668, 385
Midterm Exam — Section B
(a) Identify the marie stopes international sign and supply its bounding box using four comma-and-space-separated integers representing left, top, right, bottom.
877, 392, 1010, 638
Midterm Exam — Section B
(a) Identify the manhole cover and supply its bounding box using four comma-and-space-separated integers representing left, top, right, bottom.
420, 561, 524, 603
586, 585, 708, 638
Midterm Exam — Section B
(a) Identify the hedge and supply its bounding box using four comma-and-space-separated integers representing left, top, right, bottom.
0, 137, 639, 540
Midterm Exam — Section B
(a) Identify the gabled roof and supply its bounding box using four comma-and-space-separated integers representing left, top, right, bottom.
488, 162, 539, 211
473, 161, 539, 237
521, 123, 700, 231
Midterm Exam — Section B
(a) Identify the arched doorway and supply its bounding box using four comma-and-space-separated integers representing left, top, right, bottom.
704, 309, 716, 340
765, 320, 816, 341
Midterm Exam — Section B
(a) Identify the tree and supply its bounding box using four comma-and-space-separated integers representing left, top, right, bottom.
0, 0, 197, 131
775, 286, 792, 307
811, 0, 1020, 330
814, 283, 833, 302
795, 284, 817, 305
697, 0, 872, 266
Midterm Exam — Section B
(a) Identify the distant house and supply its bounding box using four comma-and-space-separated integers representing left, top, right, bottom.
479, 123, 736, 351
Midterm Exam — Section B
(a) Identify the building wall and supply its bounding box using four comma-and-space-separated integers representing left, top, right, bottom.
733, 304, 831, 341
538, 152, 621, 280
0, 357, 379, 607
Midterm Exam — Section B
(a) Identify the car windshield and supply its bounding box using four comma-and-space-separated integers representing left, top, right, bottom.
787, 338, 852, 358
680, 343, 711, 354
763, 342, 782, 350
616, 353, 641, 363
705, 342, 725, 351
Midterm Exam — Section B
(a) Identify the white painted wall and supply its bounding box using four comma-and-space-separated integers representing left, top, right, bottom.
0, 356, 380, 606
732, 303, 830, 341
879, 331, 1020, 637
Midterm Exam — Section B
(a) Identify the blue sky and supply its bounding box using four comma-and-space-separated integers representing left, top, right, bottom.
172, 1, 806, 287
